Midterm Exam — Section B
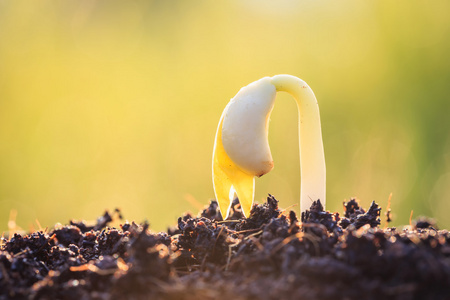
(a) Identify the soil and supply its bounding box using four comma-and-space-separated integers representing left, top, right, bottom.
1, 196, 449, 300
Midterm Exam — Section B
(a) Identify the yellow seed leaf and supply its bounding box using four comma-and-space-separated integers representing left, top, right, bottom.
213, 116, 255, 218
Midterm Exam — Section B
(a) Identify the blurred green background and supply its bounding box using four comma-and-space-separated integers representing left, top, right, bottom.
1, 0, 449, 232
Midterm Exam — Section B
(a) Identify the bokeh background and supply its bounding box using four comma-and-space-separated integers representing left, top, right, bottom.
1, 0, 449, 232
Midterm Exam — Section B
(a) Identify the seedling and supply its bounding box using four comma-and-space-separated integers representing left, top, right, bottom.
212, 75, 326, 218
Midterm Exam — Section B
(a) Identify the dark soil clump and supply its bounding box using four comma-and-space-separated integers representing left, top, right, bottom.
1, 196, 449, 300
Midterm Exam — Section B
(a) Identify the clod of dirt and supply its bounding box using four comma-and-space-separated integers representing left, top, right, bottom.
339, 199, 381, 229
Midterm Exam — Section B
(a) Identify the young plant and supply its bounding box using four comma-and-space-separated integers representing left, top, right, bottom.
212, 75, 326, 218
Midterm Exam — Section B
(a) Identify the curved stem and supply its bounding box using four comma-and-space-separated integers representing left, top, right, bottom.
270, 75, 326, 212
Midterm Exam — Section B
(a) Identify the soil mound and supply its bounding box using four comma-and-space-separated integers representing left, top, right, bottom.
1, 196, 449, 300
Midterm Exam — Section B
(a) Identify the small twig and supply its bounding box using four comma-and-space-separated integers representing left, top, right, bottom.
200, 254, 208, 271
226, 245, 233, 271
35, 219, 44, 232
248, 236, 264, 251
409, 210, 414, 228
217, 220, 241, 224
235, 226, 264, 235
271, 233, 303, 255
271, 230, 321, 256
384, 193, 392, 229
184, 193, 204, 211
211, 226, 226, 257
242, 230, 263, 240
279, 204, 298, 216
13, 249, 30, 257
71, 260, 126, 276
0, 232, 5, 249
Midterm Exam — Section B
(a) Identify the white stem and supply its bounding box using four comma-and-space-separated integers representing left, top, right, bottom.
270, 75, 326, 212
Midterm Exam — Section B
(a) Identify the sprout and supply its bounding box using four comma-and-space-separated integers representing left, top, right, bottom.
212, 75, 326, 218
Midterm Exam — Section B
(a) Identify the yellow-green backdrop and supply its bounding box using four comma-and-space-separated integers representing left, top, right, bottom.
1, 0, 450, 232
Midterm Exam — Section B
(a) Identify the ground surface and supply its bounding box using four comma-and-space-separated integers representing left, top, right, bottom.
1, 196, 449, 300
